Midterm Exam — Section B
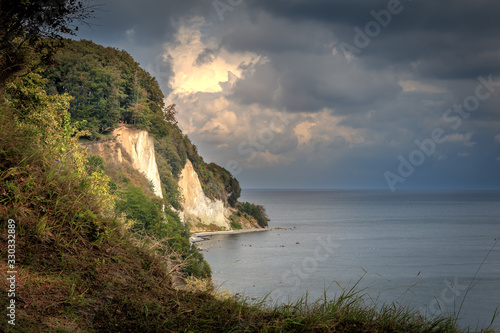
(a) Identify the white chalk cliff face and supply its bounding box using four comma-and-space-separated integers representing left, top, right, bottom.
178, 159, 231, 230
114, 126, 163, 198
84, 126, 233, 230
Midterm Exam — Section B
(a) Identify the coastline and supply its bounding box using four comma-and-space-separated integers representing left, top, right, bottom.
190, 228, 270, 243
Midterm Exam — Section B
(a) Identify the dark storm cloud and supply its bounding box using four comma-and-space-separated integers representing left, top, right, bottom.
80, 1, 500, 83
83, 0, 210, 44
226, 0, 500, 80
246, 0, 500, 31
230, 61, 280, 107
229, 51, 402, 113
218, 11, 336, 55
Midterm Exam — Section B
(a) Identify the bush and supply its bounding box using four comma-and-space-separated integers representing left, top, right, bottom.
238, 202, 270, 228
115, 184, 163, 231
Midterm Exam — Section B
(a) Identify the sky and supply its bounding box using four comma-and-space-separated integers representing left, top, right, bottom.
74, 0, 500, 190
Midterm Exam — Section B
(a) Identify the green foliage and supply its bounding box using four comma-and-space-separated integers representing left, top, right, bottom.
230, 218, 243, 230
86, 155, 105, 173
0, 0, 92, 40
153, 128, 187, 210
115, 183, 211, 278
115, 184, 163, 231
238, 202, 270, 228
0, 0, 93, 88
43, 39, 169, 138
207, 162, 241, 207
0, 72, 115, 246
162, 217, 212, 278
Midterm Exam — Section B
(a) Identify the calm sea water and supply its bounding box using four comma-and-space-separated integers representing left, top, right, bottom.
196, 190, 500, 330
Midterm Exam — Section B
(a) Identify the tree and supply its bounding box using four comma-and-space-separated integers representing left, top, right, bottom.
227, 177, 241, 207
126, 72, 151, 128
239, 202, 269, 228
0, 0, 94, 89
163, 103, 177, 124
207, 162, 241, 207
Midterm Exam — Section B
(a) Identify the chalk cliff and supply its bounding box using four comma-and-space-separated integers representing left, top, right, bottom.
178, 159, 231, 230
113, 126, 163, 198
83, 125, 238, 231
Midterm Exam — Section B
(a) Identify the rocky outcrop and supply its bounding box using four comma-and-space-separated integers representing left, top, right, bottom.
113, 126, 163, 198
83, 125, 249, 231
178, 160, 231, 230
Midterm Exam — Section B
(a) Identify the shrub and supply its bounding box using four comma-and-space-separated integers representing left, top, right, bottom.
238, 202, 270, 228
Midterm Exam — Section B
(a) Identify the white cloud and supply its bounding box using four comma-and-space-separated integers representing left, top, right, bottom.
164, 18, 368, 172
495, 134, 500, 143
170, 87, 365, 171
164, 18, 265, 95
294, 120, 315, 147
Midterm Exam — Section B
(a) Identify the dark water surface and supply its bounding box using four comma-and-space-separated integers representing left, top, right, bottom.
197, 190, 500, 330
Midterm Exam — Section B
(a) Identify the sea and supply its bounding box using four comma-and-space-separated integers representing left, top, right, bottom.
196, 189, 500, 331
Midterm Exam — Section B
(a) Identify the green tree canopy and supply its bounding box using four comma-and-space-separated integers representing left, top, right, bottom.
43, 39, 169, 137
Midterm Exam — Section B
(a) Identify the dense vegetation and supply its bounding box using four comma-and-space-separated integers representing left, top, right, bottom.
0, 2, 490, 332
43, 39, 166, 138
237, 202, 270, 228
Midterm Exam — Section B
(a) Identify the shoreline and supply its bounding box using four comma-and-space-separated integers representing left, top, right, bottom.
190, 228, 270, 243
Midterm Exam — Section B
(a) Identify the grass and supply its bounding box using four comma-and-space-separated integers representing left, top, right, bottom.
230, 217, 243, 230
2, 215, 496, 332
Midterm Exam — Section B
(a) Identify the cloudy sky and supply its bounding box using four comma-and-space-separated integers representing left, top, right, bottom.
75, 0, 500, 190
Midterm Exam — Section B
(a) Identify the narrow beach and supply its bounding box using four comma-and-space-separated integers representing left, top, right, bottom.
190, 228, 270, 243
